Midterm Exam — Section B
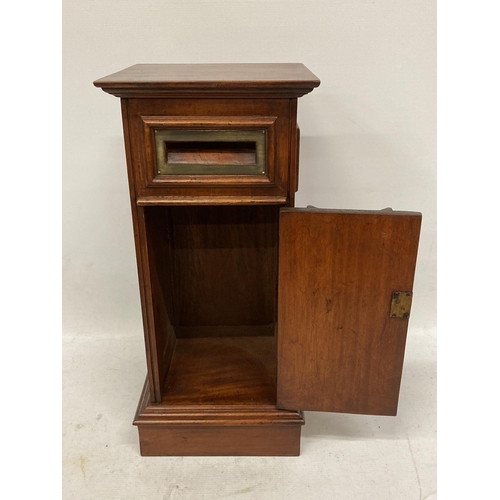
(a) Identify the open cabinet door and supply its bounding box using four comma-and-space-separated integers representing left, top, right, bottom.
277, 208, 421, 415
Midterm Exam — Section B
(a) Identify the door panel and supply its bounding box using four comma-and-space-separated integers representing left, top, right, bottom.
277, 208, 421, 415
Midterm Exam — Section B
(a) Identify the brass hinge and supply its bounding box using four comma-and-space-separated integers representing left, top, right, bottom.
390, 291, 413, 319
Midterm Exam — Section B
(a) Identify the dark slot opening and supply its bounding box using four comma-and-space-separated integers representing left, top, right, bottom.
165, 141, 257, 165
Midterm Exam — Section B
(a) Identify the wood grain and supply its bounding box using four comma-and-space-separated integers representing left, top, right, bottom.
136, 195, 287, 205
129, 98, 288, 198
170, 205, 278, 330
134, 378, 304, 456
94, 63, 320, 98
137, 425, 301, 456
142, 114, 277, 185
276, 208, 421, 416
162, 337, 277, 406
165, 142, 257, 165
143, 206, 177, 390
120, 100, 163, 401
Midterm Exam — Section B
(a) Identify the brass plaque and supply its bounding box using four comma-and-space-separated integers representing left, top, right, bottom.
154, 129, 266, 175
390, 291, 413, 319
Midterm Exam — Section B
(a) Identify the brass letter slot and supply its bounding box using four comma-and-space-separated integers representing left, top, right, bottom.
390, 291, 413, 319
155, 129, 266, 175
166, 141, 257, 165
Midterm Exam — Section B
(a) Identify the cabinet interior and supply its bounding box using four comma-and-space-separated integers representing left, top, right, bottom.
143, 204, 280, 406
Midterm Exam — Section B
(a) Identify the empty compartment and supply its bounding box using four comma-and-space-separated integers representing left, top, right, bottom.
143, 205, 279, 406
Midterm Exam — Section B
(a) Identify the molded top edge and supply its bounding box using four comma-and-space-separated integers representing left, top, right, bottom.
94, 63, 320, 98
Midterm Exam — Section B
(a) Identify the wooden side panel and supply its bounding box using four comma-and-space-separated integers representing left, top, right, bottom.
121, 100, 163, 402
288, 100, 298, 207
143, 207, 177, 391
277, 208, 421, 415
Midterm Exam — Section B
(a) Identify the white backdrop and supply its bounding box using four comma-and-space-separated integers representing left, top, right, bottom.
63, 0, 436, 336
62, 2, 436, 498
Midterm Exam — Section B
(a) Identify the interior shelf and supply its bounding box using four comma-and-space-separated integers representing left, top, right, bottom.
161, 336, 277, 406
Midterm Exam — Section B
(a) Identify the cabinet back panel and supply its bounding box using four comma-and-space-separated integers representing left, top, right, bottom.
170, 205, 278, 334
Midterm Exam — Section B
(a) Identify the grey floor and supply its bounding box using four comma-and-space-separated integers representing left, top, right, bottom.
62, 325, 436, 500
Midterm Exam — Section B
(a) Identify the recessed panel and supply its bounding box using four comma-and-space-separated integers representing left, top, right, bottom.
140, 114, 280, 188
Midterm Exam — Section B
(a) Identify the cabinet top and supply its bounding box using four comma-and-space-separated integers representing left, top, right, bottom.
93, 63, 320, 99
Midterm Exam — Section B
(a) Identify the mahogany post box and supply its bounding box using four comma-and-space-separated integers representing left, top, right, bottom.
94, 64, 421, 456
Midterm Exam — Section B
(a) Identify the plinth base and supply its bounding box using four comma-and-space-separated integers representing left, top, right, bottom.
133, 379, 304, 456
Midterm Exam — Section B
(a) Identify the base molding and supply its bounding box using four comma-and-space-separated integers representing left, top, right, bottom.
133, 379, 304, 456
137, 424, 302, 456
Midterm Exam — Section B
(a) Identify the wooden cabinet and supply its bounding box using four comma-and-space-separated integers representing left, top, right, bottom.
94, 64, 421, 456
